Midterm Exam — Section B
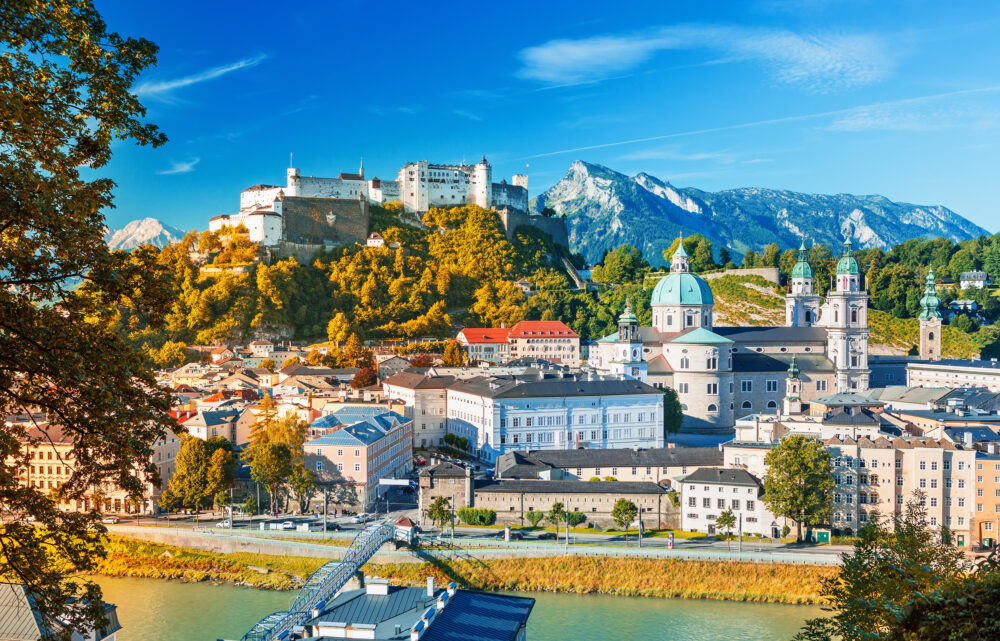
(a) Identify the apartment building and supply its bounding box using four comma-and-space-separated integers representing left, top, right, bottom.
907, 358, 1000, 392
382, 372, 454, 448
825, 436, 976, 544
680, 467, 786, 537
16, 423, 179, 515
974, 451, 1000, 548
305, 412, 413, 509
506, 321, 580, 366
455, 327, 511, 364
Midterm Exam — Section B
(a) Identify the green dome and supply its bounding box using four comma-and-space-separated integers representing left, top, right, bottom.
792, 260, 813, 279
835, 239, 859, 275
651, 272, 714, 306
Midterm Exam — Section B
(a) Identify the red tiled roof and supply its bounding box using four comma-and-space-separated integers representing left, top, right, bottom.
458, 328, 512, 344
508, 320, 578, 338
395, 516, 415, 527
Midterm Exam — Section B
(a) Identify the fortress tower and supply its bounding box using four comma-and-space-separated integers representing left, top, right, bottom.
472, 156, 492, 209
919, 267, 943, 361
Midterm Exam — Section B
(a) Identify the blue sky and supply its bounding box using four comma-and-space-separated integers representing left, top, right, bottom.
97, 0, 1000, 233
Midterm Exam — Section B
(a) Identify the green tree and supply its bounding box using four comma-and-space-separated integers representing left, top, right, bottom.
287, 463, 318, 513
547, 502, 567, 540
762, 435, 834, 542
158, 489, 181, 513
567, 511, 587, 527
168, 437, 210, 515
663, 387, 684, 443
715, 508, 737, 551
525, 510, 545, 527
0, 0, 172, 626
592, 245, 648, 283
250, 442, 293, 515
611, 498, 639, 546
794, 496, 970, 641
243, 496, 258, 516
427, 496, 453, 531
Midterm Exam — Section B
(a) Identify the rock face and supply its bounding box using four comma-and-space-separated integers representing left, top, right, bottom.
105, 218, 185, 251
533, 161, 989, 266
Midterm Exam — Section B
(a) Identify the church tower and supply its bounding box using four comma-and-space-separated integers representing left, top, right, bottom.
918, 267, 942, 361
826, 239, 870, 392
783, 355, 803, 416
785, 238, 822, 327
609, 299, 647, 382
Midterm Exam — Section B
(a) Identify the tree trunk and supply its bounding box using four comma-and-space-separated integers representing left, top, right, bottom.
796, 520, 803, 542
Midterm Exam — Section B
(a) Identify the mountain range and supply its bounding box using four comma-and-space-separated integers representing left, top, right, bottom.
532, 161, 991, 266
105, 217, 185, 251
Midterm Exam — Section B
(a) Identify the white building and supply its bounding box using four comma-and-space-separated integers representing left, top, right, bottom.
382, 372, 454, 449
959, 271, 991, 289
398, 157, 528, 214
680, 467, 787, 538
907, 358, 1000, 392
589, 237, 869, 432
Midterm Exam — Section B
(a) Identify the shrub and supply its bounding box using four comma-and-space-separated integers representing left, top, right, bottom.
525, 510, 544, 527
456, 507, 496, 526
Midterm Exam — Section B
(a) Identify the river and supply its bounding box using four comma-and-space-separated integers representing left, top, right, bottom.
94, 576, 822, 640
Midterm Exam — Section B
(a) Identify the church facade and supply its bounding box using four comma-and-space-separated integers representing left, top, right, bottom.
589, 238, 870, 432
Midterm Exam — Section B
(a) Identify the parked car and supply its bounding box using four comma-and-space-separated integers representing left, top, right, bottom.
280, 521, 294, 530
414, 457, 427, 466
494, 530, 522, 540
324, 522, 342, 531
101, 516, 119, 525
537, 532, 556, 540
216, 520, 231, 528
351, 513, 369, 524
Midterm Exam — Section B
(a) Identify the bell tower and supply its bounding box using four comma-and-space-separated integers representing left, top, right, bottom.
786, 238, 822, 327
918, 267, 942, 361
826, 239, 870, 392
610, 299, 646, 382
783, 355, 803, 416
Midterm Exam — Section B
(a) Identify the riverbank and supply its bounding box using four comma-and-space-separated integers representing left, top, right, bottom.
98, 536, 835, 604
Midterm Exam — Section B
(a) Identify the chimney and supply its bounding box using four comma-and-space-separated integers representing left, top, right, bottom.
427, 576, 434, 597
447, 581, 457, 596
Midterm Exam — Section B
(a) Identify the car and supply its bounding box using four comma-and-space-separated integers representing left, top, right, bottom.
414, 458, 427, 466
280, 521, 294, 530
323, 522, 342, 531
101, 516, 119, 525
351, 514, 369, 524
216, 520, 231, 528
537, 532, 556, 540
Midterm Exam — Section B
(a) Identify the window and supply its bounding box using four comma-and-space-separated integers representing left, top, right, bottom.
707, 402, 719, 413
678, 383, 689, 394
816, 380, 827, 391
732, 500, 740, 510
680, 357, 690, 369
741, 380, 753, 392
354, 463, 360, 472
747, 500, 755, 511
766, 400, 777, 409
931, 461, 938, 471
337, 449, 343, 457
742, 401, 752, 409
703, 498, 711, 508
765, 380, 778, 392
707, 383, 718, 394
717, 498, 726, 509
919, 461, 926, 470
688, 497, 696, 507
337, 463, 343, 471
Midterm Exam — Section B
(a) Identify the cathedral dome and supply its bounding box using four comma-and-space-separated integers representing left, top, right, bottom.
836, 239, 860, 275
791, 239, 813, 279
650, 272, 714, 306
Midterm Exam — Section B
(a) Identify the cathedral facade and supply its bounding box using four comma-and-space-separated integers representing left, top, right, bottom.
589, 238, 870, 432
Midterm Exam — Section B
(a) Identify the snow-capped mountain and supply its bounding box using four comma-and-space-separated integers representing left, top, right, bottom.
532, 161, 990, 266
105, 218, 185, 251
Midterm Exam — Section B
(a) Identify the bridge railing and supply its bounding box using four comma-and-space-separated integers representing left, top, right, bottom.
240, 521, 394, 641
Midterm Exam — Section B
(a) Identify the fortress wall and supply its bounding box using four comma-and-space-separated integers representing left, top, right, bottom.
499, 209, 570, 248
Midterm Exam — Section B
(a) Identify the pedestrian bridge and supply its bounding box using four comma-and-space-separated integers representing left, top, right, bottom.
240, 521, 395, 641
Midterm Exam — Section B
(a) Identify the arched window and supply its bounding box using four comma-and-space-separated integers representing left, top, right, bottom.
680, 357, 690, 369
928, 332, 935, 340
851, 308, 858, 323
707, 404, 718, 412
742, 401, 752, 409
680, 404, 688, 411
766, 400, 777, 409
805, 310, 812, 323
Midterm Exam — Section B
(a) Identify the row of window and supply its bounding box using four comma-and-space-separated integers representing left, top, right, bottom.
834, 457, 967, 471
688, 497, 757, 511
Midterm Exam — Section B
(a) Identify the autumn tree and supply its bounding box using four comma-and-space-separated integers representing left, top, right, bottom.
351, 367, 377, 389
206, 448, 235, 506
250, 442, 293, 515
168, 437, 210, 515
442, 341, 465, 366
0, 1, 174, 630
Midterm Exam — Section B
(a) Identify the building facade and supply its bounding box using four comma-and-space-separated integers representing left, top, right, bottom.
680, 467, 786, 537
907, 359, 1000, 392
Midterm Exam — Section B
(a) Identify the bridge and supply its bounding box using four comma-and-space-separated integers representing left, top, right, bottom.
240, 521, 395, 641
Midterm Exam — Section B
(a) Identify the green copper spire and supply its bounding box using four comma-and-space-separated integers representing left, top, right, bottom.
835, 237, 860, 275
791, 237, 813, 279
673, 232, 689, 258
619, 297, 637, 324
787, 354, 800, 379
918, 267, 942, 320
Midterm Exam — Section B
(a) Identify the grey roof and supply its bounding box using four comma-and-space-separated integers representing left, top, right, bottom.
890, 409, 1000, 423
872, 385, 951, 404
474, 479, 667, 495
713, 326, 828, 344
682, 467, 762, 487
383, 372, 455, 389
315, 586, 429, 629
421, 591, 534, 641
733, 353, 833, 373
823, 409, 882, 426
496, 447, 723, 478
448, 375, 660, 399
945, 427, 1000, 443
420, 462, 468, 478
908, 358, 1000, 371
813, 392, 884, 407
308, 411, 408, 446
0, 585, 44, 640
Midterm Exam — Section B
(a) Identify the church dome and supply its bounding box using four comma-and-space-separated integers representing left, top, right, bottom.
651, 272, 714, 306
836, 239, 859, 275
791, 239, 813, 279
918, 268, 942, 320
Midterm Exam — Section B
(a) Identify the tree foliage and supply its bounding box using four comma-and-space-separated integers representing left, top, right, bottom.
250, 442, 293, 513
611, 498, 638, 545
0, 1, 175, 632
762, 435, 834, 541
525, 510, 545, 527
715, 509, 737, 550
427, 496, 452, 531
168, 437, 210, 513
663, 388, 684, 440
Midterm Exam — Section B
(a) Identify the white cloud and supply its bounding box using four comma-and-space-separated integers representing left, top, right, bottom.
517, 24, 894, 91
156, 158, 200, 175
452, 109, 483, 121
135, 54, 267, 100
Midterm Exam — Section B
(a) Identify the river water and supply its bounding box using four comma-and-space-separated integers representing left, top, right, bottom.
94, 576, 821, 641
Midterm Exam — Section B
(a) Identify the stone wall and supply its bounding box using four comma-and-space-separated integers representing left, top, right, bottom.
498, 209, 570, 248
702, 267, 781, 284
473, 488, 677, 529
277, 196, 369, 246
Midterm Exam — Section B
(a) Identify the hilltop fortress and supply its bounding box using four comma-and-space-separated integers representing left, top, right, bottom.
209, 157, 545, 251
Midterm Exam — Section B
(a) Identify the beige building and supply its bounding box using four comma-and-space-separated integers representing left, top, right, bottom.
418, 461, 474, 522
383, 372, 454, 448
505, 320, 580, 366
974, 452, 1000, 548
824, 436, 976, 545
472, 479, 674, 529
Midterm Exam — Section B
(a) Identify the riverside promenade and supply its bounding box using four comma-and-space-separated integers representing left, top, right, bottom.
109, 524, 844, 566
